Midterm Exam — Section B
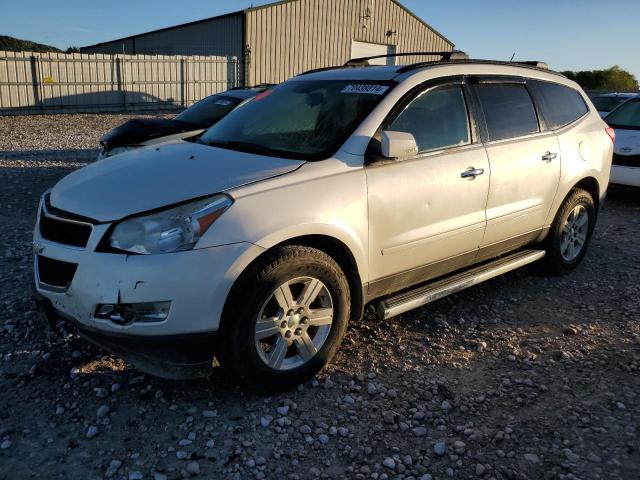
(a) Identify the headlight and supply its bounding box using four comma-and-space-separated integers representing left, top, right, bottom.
108, 194, 233, 254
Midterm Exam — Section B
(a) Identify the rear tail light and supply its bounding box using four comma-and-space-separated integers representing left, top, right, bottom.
605, 127, 616, 143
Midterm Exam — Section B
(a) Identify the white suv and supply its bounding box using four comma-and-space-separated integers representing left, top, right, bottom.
34, 55, 613, 390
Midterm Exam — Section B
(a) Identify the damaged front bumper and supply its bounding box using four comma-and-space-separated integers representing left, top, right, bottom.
33, 218, 264, 378
35, 292, 218, 379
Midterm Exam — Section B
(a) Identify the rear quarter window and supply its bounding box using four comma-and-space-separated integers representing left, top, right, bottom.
530, 80, 589, 130
474, 83, 540, 142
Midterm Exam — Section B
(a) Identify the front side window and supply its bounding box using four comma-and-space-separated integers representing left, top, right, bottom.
605, 99, 640, 129
200, 80, 394, 160
475, 83, 539, 142
386, 85, 471, 153
530, 81, 588, 130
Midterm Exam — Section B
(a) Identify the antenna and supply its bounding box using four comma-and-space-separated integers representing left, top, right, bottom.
509, 52, 516, 62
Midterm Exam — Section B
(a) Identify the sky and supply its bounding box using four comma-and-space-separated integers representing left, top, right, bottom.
0, 0, 637, 79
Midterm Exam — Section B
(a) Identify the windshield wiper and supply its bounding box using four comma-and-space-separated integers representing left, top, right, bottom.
206, 140, 279, 156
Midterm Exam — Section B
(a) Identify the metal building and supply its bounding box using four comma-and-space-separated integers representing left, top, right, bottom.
81, 0, 454, 85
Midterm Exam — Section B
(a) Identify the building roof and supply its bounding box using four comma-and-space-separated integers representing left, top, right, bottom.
81, 0, 453, 51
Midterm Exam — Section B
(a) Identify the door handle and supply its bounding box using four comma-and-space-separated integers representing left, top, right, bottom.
542, 151, 557, 163
461, 167, 485, 180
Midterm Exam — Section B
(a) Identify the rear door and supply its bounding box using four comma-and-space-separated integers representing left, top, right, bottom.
366, 78, 490, 296
472, 79, 561, 252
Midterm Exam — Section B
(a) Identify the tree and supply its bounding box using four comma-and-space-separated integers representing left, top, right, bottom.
65, 46, 81, 54
562, 66, 638, 91
0, 35, 61, 53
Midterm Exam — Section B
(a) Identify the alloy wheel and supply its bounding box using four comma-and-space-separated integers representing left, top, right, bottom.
560, 205, 589, 262
254, 276, 334, 370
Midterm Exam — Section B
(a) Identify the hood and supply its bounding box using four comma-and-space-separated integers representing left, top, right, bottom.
100, 118, 203, 151
50, 142, 305, 222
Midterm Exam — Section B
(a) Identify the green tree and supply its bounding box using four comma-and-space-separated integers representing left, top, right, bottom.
562, 66, 638, 91
65, 46, 81, 54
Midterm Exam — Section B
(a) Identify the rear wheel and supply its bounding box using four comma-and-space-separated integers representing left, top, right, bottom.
543, 188, 596, 274
217, 246, 350, 392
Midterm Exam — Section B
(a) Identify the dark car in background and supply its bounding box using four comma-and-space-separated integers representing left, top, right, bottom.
98, 85, 272, 158
592, 92, 639, 118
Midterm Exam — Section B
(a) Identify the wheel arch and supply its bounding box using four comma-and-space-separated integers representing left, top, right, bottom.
223, 234, 365, 325
540, 175, 601, 244
572, 176, 601, 213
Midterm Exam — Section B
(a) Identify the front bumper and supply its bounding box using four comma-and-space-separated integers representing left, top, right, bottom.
33, 240, 262, 336
35, 293, 218, 379
33, 211, 265, 377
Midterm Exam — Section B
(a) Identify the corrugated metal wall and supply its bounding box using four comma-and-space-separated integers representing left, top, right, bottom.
0, 51, 240, 114
245, 0, 454, 84
82, 13, 244, 58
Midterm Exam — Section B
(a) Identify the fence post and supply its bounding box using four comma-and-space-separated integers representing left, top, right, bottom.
180, 57, 186, 108
244, 45, 251, 87
120, 55, 128, 112
29, 55, 45, 113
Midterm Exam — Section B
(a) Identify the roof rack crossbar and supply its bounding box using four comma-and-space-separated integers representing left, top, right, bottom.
344, 51, 465, 67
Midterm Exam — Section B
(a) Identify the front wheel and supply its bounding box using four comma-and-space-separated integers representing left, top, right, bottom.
217, 246, 350, 392
543, 188, 596, 275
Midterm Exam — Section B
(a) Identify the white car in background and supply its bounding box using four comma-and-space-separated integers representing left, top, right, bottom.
605, 97, 640, 187
592, 92, 639, 118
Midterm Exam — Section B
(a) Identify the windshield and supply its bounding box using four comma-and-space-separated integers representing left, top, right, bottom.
200, 80, 394, 160
593, 96, 630, 113
606, 100, 640, 129
175, 95, 243, 127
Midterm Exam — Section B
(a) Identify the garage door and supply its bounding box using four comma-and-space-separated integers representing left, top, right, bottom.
350, 41, 397, 65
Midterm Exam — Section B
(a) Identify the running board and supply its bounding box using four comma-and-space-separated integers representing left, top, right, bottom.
377, 249, 545, 320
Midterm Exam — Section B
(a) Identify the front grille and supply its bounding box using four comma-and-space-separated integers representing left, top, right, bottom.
613, 153, 640, 168
39, 207, 93, 248
37, 256, 78, 290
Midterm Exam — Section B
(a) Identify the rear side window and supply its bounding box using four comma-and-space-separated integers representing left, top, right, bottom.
530, 80, 588, 130
387, 84, 471, 153
475, 83, 539, 141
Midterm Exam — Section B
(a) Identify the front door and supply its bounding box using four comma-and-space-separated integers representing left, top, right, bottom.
472, 81, 561, 248
366, 81, 490, 297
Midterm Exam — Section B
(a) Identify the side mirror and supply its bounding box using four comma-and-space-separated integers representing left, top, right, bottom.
381, 131, 419, 160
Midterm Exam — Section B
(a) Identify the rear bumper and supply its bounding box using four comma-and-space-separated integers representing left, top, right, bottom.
35, 293, 217, 379
610, 165, 640, 188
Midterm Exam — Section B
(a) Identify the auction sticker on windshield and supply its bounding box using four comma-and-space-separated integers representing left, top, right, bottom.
341, 84, 389, 95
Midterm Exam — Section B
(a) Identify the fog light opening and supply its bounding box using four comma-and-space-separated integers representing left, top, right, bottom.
95, 302, 171, 325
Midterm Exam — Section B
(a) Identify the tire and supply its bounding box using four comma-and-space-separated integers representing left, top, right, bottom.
543, 188, 596, 275
217, 245, 351, 392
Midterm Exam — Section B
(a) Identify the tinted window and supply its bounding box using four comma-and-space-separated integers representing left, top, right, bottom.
531, 81, 588, 129
475, 84, 539, 141
592, 96, 628, 113
387, 85, 470, 152
175, 95, 242, 126
605, 99, 640, 129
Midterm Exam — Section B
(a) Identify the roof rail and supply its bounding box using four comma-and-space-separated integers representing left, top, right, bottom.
344, 50, 469, 67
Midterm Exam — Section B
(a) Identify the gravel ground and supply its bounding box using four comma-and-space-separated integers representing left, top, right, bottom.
0, 114, 639, 480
